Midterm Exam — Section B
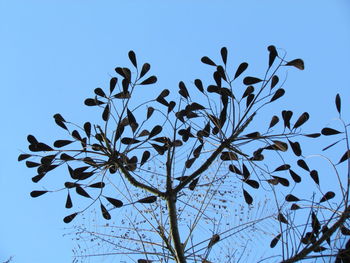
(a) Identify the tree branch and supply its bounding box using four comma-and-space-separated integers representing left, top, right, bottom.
282, 207, 350, 263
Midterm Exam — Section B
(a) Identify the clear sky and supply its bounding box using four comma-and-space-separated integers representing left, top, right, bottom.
1, 1, 350, 262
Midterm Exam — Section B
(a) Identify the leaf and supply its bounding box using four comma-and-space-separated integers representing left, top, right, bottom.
313, 246, 327, 252
297, 159, 310, 171
272, 176, 290, 186
53, 114, 68, 130
291, 204, 300, 210
242, 86, 254, 98
151, 143, 166, 155
83, 122, 91, 138
229, 164, 242, 175
173, 140, 183, 147
244, 179, 259, 189
243, 189, 253, 204
138, 260, 153, 263
310, 170, 319, 185
114, 91, 130, 99
185, 158, 196, 168
54, 140, 74, 148
234, 62, 248, 79
175, 176, 189, 181
270, 88, 285, 102
244, 132, 260, 138
89, 182, 105, 188
268, 45, 278, 68
246, 94, 254, 107
140, 63, 151, 78
26, 161, 40, 168
311, 212, 321, 234
272, 141, 288, 152
61, 153, 75, 161
84, 98, 105, 106
106, 197, 123, 208
321, 127, 342, 136
114, 67, 126, 79
65, 182, 77, 188
341, 226, 350, 235
189, 178, 199, 190
149, 125, 162, 138
289, 169, 301, 183
288, 140, 302, 156
338, 150, 350, 164
270, 233, 281, 248
141, 151, 150, 166
137, 196, 157, 204
102, 104, 110, 121
188, 102, 205, 111
273, 164, 291, 172
277, 213, 288, 224
140, 76, 157, 85
128, 50, 137, 68
322, 226, 331, 245
335, 93, 341, 114
27, 134, 38, 144
194, 79, 204, 93
65, 193, 73, 208
266, 178, 278, 185
178, 81, 189, 99
63, 213, 78, 223
44, 156, 57, 166
213, 70, 222, 87
243, 76, 262, 85
217, 66, 227, 81
94, 88, 106, 97
293, 112, 309, 129
271, 75, 279, 89
304, 133, 321, 138
76, 187, 91, 198
121, 137, 141, 145
285, 59, 304, 70
110, 77, 118, 93
208, 234, 220, 248
53, 113, 65, 122
139, 130, 150, 137
30, 190, 48, 198
32, 173, 45, 183
301, 232, 316, 244
201, 56, 216, 66
122, 68, 131, 81
146, 107, 154, 119
168, 101, 176, 113
285, 194, 300, 202
221, 47, 228, 64
220, 151, 238, 161
18, 154, 31, 161
101, 203, 111, 220
269, 116, 279, 129
282, 110, 293, 129
320, 191, 335, 202
29, 143, 53, 152
242, 164, 250, 179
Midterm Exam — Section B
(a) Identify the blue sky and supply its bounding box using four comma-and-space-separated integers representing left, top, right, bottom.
1, 1, 350, 262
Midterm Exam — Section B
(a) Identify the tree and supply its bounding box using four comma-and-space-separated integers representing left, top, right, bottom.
19, 46, 350, 262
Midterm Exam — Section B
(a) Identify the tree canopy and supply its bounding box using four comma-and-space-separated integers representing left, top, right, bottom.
20, 46, 350, 263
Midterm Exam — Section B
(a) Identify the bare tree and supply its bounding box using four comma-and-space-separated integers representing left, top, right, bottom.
19, 46, 349, 262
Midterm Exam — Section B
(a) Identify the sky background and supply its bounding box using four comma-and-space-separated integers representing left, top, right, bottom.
1, 0, 350, 262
